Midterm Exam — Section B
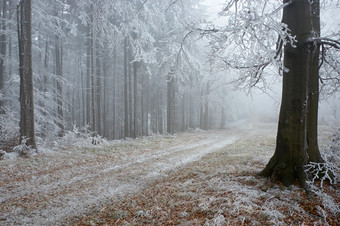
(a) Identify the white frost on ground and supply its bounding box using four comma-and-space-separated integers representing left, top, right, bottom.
0, 123, 259, 226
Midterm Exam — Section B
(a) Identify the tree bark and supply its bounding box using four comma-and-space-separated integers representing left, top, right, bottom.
55, 11, 64, 136
112, 46, 117, 139
86, 26, 91, 128
124, 37, 129, 138
0, 0, 7, 111
90, 3, 96, 133
95, 43, 101, 135
167, 70, 174, 134
259, 0, 323, 187
133, 61, 138, 138
18, 0, 36, 148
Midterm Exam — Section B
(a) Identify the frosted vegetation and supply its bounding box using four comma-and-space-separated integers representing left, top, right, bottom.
0, 0, 339, 225
0, 122, 339, 225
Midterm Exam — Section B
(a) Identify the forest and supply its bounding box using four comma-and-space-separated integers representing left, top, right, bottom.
0, 0, 340, 225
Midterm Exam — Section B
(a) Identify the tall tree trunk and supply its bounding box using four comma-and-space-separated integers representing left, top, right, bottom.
86, 27, 91, 128
128, 46, 133, 137
90, 4, 96, 133
103, 52, 108, 138
306, 0, 322, 163
141, 70, 145, 136
167, 71, 174, 134
0, 0, 7, 111
8, 0, 13, 78
124, 38, 129, 138
200, 87, 204, 129
112, 46, 117, 139
204, 81, 210, 130
95, 44, 101, 135
55, 14, 64, 136
260, 0, 323, 187
181, 93, 186, 131
40, 38, 49, 136
158, 88, 163, 134
133, 61, 138, 138
17, 0, 36, 148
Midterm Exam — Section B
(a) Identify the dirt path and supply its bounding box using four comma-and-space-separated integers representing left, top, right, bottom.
0, 124, 271, 225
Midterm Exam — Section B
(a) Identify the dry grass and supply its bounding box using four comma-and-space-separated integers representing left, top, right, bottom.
70, 128, 339, 226
1, 124, 338, 225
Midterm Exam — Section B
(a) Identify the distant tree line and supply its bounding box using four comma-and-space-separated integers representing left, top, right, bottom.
0, 0, 234, 150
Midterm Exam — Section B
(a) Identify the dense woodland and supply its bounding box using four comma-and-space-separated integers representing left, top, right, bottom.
0, 0, 225, 147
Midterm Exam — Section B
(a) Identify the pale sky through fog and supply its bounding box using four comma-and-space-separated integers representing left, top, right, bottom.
201, 0, 340, 122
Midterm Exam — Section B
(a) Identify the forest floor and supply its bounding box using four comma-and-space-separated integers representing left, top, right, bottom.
0, 121, 339, 225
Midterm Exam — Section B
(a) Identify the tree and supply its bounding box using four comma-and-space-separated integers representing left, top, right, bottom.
0, 0, 7, 111
17, 0, 36, 149
259, 0, 322, 187
260, 0, 340, 187
55, 9, 64, 136
206, 0, 339, 187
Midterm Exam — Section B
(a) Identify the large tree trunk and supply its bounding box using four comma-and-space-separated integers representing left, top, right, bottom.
260, 0, 322, 187
18, 0, 36, 149
306, 1, 322, 163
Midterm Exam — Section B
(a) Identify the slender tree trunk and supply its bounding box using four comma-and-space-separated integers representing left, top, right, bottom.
141, 70, 145, 136
55, 15, 64, 136
189, 93, 193, 128
260, 0, 323, 187
200, 87, 204, 129
124, 38, 129, 138
201, 81, 210, 130
79, 51, 86, 128
95, 44, 101, 135
112, 46, 117, 139
145, 77, 150, 136
128, 46, 133, 137
103, 53, 108, 138
90, 5, 96, 133
8, 0, 13, 78
0, 0, 7, 111
167, 72, 174, 134
158, 88, 163, 134
133, 61, 138, 138
40, 38, 49, 136
86, 27, 91, 128
17, 0, 36, 148
181, 94, 186, 131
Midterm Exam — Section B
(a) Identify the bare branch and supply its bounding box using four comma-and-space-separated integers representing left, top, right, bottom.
137, 0, 148, 14
165, 0, 181, 12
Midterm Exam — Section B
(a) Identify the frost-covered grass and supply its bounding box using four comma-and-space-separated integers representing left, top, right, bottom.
1, 123, 339, 225
71, 125, 339, 226
0, 127, 241, 225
